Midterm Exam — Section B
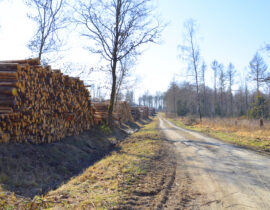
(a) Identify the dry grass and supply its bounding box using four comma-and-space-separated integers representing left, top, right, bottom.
167, 115, 270, 151
44, 117, 161, 209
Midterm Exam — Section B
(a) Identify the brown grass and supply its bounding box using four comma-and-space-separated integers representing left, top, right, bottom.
167, 115, 270, 151
194, 117, 270, 141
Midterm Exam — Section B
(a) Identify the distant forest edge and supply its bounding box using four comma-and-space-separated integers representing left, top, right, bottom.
164, 53, 270, 119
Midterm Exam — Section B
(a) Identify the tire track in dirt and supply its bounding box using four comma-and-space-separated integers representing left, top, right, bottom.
116, 129, 177, 209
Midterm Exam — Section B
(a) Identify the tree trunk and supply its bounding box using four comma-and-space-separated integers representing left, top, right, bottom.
245, 84, 248, 115
194, 67, 201, 122
108, 0, 121, 128
203, 81, 206, 116
196, 77, 202, 122
230, 92, 233, 117
108, 59, 117, 128
214, 72, 217, 117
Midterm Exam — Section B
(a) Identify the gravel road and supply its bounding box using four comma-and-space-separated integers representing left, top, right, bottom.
159, 116, 270, 209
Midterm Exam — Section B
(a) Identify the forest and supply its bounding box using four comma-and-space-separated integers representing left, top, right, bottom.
164, 54, 270, 119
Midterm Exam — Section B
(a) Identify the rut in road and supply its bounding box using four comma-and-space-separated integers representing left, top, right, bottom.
158, 116, 270, 210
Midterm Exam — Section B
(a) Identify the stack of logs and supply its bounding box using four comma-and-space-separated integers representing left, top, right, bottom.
149, 108, 156, 116
0, 58, 95, 144
131, 106, 150, 120
115, 101, 133, 123
92, 102, 110, 126
130, 107, 140, 121
93, 101, 133, 126
139, 106, 149, 119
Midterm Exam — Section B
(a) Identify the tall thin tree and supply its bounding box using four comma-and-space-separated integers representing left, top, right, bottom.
227, 63, 236, 117
249, 52, 268, 95
201, 61, 207, 116
218, 63, 226, 116
179, 19, 202, 122
211, 60, 219, 117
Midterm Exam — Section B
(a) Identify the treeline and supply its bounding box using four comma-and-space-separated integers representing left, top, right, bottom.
138, 92, 165, 111
164, 52, 270, 119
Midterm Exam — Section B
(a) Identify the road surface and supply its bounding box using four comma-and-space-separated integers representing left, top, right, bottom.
159, 116, 270, 209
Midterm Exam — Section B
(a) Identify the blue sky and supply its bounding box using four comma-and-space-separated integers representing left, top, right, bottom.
0, 0, 270, 99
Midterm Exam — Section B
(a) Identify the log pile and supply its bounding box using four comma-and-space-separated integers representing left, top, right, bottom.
131, 107, 140, 120
0, 58, 95, 144
139, 106, 149, 119
149, 108, 156, 116
131, 106, 149, 120
93, 101, 121, 126
115, 101, 133, 123
93, 102, 109, 125
93, 101, 133, 126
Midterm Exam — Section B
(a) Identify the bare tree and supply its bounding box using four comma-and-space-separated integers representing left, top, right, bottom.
201, 61, 207, 115
75, 0, 164, 127
125, 90, 134, 105
26, 0, 68, 63
227, 63, 236, 116
142, 93, 146, 106
218, 63, 226, 116
249, 52, 268, 95
211, 60, 219, 116
115, 56, 135, 105
179, 19, 202, 122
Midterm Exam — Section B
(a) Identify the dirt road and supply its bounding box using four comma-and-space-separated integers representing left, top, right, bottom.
159, 116, 270, 209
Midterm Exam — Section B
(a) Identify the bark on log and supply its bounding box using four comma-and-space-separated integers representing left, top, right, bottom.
0, 58, 40, 65
0, 87, 17, 96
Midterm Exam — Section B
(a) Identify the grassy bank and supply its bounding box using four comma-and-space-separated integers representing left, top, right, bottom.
166, 115, 270, 152
1, 117, 164, 209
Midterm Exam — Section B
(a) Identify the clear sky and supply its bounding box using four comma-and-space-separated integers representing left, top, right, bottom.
0, 0, 270, 100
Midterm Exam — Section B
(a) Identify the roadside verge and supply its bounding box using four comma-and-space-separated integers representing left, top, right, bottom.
2, 117, 176, 209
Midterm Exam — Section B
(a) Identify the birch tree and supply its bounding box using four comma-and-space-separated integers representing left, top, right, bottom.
201, 61, 207, 115
249, 52, 268, 95
227, 63, 236, 116
211, 60, 219, 116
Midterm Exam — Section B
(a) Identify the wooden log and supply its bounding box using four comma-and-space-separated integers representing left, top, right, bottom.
0, 63, 20, 71
0, 107, 13, 113
0, 71, 17, 79
0, 58, 40, 65
0, 95, 14, 100
0, 81, 18, 87
0, 87, 17, 96
0, 99, 16, 107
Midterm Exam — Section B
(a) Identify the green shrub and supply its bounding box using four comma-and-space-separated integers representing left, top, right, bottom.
100, 125, 111, 134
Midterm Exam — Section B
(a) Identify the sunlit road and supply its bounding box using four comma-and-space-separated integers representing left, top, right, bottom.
159, 116, 270, 209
